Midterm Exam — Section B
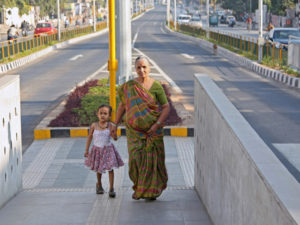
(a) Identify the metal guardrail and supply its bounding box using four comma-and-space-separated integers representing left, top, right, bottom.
0, 22, 107, 62
172, 22, 288, 66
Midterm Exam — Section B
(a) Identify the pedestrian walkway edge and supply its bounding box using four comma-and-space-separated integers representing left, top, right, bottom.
34, 126, 194, 139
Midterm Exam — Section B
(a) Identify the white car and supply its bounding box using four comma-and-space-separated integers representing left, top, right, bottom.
189, 16, 202, 28
177, 14, 191, 25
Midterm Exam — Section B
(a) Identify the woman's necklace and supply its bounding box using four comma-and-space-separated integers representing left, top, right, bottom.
98, 122, 108, 129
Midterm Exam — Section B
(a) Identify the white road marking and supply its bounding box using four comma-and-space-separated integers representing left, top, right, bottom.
69, 54, 83, 61
132, 32, 139, 48
160, 26, 166, 34
239, 109, 254, 113
181, 53, 194, 59
134, 48, 183, 94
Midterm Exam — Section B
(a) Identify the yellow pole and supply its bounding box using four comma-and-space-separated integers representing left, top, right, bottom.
108, 0, 118, 121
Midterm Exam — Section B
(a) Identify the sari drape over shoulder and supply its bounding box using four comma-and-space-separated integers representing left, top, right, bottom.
118, 80, 168, 199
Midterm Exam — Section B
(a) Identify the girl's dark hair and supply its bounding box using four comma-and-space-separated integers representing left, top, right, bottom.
98, 104, 112, 116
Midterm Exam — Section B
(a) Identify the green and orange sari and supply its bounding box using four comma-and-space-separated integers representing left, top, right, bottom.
118, 80, 168, 199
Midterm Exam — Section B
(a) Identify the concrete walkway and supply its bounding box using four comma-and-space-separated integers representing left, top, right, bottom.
0, 137, 212, 225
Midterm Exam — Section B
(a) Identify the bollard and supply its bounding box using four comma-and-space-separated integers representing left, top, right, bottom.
272, 43, 275, 65
2, 42, 4, 59
279, 45, 283, 64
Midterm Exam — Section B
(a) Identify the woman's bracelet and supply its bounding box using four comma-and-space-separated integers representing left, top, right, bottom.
111, 122, 118, 127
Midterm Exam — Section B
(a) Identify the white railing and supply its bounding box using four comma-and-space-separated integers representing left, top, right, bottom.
0, 75, 22, 208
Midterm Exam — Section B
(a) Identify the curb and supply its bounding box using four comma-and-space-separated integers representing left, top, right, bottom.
34, 127, 194, 139
167, 27, 300, 89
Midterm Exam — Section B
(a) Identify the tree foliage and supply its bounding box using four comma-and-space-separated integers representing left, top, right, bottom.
0, 0, 31, 15
220, 0, 298, 16
1, 0, 105, 17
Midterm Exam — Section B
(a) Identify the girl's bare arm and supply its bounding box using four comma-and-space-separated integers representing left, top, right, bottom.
84, 123, 95, 157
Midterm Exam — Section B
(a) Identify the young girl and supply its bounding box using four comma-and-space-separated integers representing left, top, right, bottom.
84, 104, 124, 197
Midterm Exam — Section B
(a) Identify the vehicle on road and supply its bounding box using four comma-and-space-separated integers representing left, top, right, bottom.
189, 15, 202, 28
178, 14, 191, 25
228, 16, 236, 27
220, 15, 227, 24
21, 20, 29, 37
226, 16, 236, 24
7, 25, 19, 44
267, 28, 300, 49
209, 14, 218, 27
34, 22, 57, 37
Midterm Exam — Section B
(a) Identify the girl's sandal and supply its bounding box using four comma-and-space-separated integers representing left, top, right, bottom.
109, 188, 116, 198
96, 184, 104, 194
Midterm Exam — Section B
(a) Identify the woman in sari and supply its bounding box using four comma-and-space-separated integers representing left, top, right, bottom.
110, 56, 170, 200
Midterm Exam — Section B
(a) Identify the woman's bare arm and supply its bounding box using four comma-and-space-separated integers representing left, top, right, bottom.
147, 103, 170, 135
110, 102, 126, 137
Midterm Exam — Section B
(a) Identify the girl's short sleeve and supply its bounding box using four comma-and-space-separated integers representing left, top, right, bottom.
152, 81, 168, 105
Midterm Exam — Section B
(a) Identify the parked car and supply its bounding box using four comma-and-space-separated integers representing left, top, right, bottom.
189, 16, 202, 28
267, 28, 300, 49
177, 14, 191, 25
34, 22, 57, 36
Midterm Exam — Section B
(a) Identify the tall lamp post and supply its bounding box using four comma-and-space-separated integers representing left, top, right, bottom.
206, 0, 209, 38
167, 0, 170, 27
57, 0, 61, 41
93, 0, 96, 32
258, 0, 264, 61
174, 0, 176, 30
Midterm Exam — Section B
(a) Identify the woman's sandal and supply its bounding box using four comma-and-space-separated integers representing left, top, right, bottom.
145, 197, 156, 201
132, 193, 140, 200
96, 184, 104, 194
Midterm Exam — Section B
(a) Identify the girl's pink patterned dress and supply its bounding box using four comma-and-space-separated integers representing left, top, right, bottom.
85, 128, 124, 173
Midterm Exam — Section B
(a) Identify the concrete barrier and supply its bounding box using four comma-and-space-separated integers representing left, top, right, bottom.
0, 75, 22, 208
194, 74, 300, 225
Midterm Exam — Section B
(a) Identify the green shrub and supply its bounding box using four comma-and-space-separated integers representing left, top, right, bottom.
73, 78, 120, 125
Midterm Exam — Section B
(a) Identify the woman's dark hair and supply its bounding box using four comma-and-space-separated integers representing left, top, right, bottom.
98, 104, 112, 116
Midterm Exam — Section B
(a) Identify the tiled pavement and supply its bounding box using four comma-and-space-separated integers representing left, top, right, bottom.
0, 137, 212, 225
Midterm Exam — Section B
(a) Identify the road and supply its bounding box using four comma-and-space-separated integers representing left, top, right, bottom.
3, 5, 300, 181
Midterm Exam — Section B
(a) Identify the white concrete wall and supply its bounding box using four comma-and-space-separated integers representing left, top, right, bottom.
194, 74, 300, 225
0, 75, 22, 208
